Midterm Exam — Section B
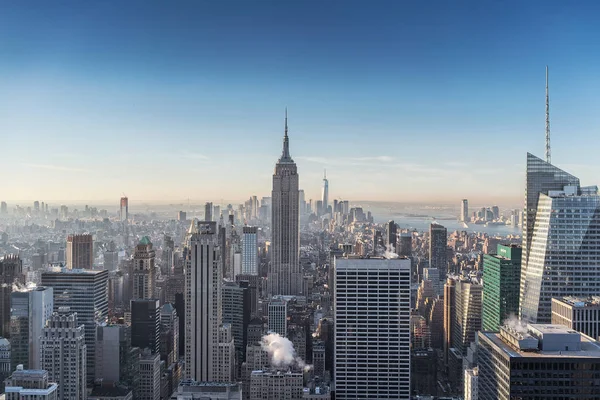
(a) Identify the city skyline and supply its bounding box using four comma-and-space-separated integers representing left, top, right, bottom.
2, 1, 600, 203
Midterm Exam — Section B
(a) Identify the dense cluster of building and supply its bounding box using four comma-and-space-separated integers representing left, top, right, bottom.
1, 116, 599, 400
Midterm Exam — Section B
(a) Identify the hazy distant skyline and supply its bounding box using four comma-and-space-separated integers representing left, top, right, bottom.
2, 1, 600, 204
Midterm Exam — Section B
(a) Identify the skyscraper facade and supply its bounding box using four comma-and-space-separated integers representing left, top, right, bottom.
520, 158, 600, 323
0, 255, 24, 338
267, 298, 287, 337
132, 236, 156, 300
268, 113, 301, 296
321, 170, 329, 215
429, 223, 447, 273
482, 244, 521, 331
66, 234, 94, 270
185, 221, 233, 383
460, 199, 468, 222
131, 299, 161, 354
10, 286, 54, 370
120, 197, 128, 222
520, 153, 580, 315
386, 220, 397, 250
453, 279, 482, 355
41, 309, 87, 400
41, 268, 109, 384
205, 202, 213, 222
443, 278, 456, 367
334, 256, 411, 400
242, 226, 258, 276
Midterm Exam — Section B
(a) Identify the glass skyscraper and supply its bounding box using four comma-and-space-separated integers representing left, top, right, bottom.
520, 154, 600, 323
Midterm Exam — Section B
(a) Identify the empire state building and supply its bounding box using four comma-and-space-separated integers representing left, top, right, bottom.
268, 111, 302, 296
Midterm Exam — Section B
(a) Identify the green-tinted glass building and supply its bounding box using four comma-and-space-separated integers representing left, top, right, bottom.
482, 244, 521, 331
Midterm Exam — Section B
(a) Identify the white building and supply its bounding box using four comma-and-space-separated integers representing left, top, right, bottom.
464, 367, 478, 400
139, 351, 161, 400
461, 199, 469, 222
41, 308, 87, 400
334, 256, 411, 399
267, 298, 287, 336
4, 367, 58, 400
241, 227, 258, 276
250, 370, 303, 400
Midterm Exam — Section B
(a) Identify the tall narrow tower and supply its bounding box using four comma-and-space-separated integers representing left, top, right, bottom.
268, 110, 301, 296
322, 169, 329, 215
545, 65, 551, 164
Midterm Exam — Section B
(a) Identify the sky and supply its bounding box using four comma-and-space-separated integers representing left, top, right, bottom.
1, 0, 600, 207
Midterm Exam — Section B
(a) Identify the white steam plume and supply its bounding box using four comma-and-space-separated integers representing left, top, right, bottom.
384, 244, 399, 259
503, 314, 527, 334
261, 332, 312, 371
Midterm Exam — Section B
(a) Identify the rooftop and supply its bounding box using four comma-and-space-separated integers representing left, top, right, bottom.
90, 386, 132, 397
554, 296, 600, 308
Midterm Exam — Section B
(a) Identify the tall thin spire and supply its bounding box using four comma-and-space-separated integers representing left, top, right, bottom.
324, 169, 327, 179
280, 108, 292, 162
545, 65, 551, 164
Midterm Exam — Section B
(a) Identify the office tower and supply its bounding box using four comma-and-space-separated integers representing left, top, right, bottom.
298, 190, 306, 216
96, 324, 139, 390
178, 211, 187, 221
397, 232, 412, 257
321, 170, 329, 214
520, 154, 580, 309
41, 309, 86, 400
334, 256, 411, 400
520, 167, 600, 323
385, 220, 397, 250
0, 255, 24, 338
268, 112, 301, 296
250, 370, 303, 400
428, 297, 444, 349
10, 286, 53, 370
131, 299, 160, 354
242, 226, 258, 276
162, 235, 175, 276
214, 205, 221, 222
139, 350, 161, 400
453, 279, 482, 355
160, 303, 179, 365
443, 278, 456, 367
429, 223, 447, 273
66, 234, 94, 269
423, 267, 440, 295
120, 197, 129, 221
4, 367, 58, 400
312, 340, 325, 378
411, 349, 437, 396
491, 205, 500, 220
60, 205, 69, 220
186, 221, 233, 382
267, 298, 287, 336
460, 199, 468, 222
482, 244, 522, 331
132, 236, 156, 300
205, 202, 213, 221
42, 268, 109, 384
1, 201, 7, 214
104, 241, 119, 271
0, 338, 10, 392
552, 297, 600, 340
478, 324, 600, 399
222, 281, 251, 369
174, 381, 242, 400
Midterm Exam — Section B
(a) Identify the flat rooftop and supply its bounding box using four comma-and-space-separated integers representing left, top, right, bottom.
554, 296, 600, 308
481, 330, 600, 359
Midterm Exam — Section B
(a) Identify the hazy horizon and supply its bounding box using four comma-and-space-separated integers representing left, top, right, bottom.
2, 1, 600, 204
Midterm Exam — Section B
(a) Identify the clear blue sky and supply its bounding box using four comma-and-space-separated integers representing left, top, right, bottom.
1, 0, 600, 206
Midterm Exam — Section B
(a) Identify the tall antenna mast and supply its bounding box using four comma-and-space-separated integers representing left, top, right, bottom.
545, 65, 551, 164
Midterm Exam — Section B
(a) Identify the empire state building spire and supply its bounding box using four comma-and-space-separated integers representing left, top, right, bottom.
279, 108, 293, 163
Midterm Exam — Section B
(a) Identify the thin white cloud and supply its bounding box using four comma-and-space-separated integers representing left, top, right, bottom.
22, 163, 90, 172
